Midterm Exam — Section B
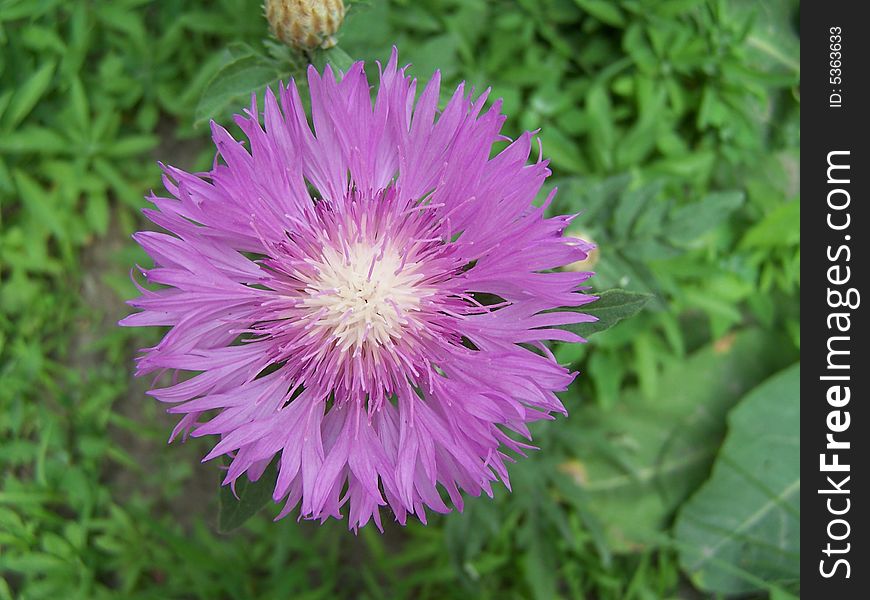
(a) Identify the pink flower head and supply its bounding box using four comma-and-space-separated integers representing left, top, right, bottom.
122, 48, 596, 530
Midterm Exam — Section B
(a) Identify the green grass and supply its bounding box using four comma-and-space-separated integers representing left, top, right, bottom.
1, 0, 799, 598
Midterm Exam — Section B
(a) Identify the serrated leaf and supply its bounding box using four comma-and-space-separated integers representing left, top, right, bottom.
674, 364, 800, 595
217, 459, 278, 533
561, 289, 652, 338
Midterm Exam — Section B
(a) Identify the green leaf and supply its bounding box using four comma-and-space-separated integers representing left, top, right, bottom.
650, 150, 716, 182
217, 459, 278, 533
573, 0, 625, 27
587, 350, 622, 408
739, 199, 799, 249
336, 1, 393, 62
0, 91, 13, 122
0, 127, 68, 154
522, 528, 559, 600
105, 135, 159, 157
405, 32, 461, 82
85, 192, 109, 237
195, 52, 294, 128
19, 24, 66, 54
613, 180, 664, 241
2, 59, 56, 130
0, 0, 62, 21
562, 289, 652, 338
14, 169, 65, 239
542, 127, 587, 174
666, 191, 745, 245
674, 364, 800, 595
733, 0, 800, 77
67, 76, 90, 132
585, 85, 615, 169
569, 329, 797, 551
311, 46, 356, 73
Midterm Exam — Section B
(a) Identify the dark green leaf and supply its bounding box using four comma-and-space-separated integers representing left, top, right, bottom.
674, 364, 800, 594
739, 199, 799, 249
732, 0, 800, 77
195, 53, 294, 127
85, 192, 109, 236
622, 238, 682, 261
14, 169, 65, 238
542, 127, 587, 174
0, 127, 68, 154
522, 527, 558, 600
568, 330, 797, 551
2, 59, 56, 130
217, 459, 278, 533
666, 191, 745, 245
105, 135, 159, 157
585, 85, 614, 168
573, 0, 625, 26
613, 180, 664, 241
311, 46, 356, 73
561, 289, 652, 338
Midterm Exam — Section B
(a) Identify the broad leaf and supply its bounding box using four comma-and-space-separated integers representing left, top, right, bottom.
217, 459, 278, 533
563, 329, 797, 551
674, 364, 800, 595
733, 0, 800, 77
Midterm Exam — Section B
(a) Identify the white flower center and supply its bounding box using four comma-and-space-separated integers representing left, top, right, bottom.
302, 242, 427, 354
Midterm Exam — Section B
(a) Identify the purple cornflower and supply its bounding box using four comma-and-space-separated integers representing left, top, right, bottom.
122, 49, 596, 530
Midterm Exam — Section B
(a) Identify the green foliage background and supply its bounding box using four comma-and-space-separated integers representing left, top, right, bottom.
1, 0, 799, 598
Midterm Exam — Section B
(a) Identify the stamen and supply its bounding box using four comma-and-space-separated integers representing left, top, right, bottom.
299, 234, 431, 361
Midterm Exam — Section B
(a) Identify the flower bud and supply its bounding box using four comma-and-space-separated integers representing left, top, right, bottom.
265, 0, 345, 50
563, 229, 599, 271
